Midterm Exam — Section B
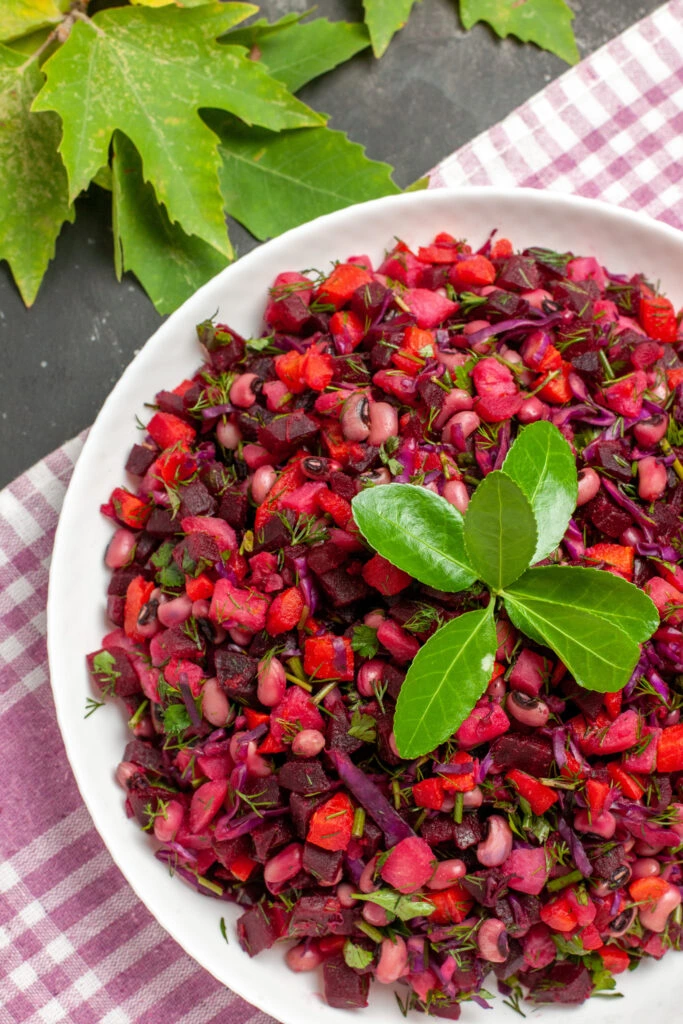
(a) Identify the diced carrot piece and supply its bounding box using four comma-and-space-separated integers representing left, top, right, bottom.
599, 946, 630, 974
329, 310, 366, 352
584, 543, 634, 581
307, 792, 354, 851
585, 779, 610, 817
147, 411, 197, 449
230, 854, 258, 881
185, 573, 214, 601
266, 587, 305, 635
603, 691, 622, 720
491, 237, 513, 259
506, 769, 558, 815
449, 255, 496, 289
440, 750, 476, 793
110, 487, 151, 529
657, 723, 683, 772
606, 763, 645, 800
303, 634, 354, 681
534, 361, 572, 404
124, 576, 155, 642
429, 883, 474, 925
639, 294, 678, 343
667, 368, 683, 389
274, 350, 307, 394
315, 264, 373, 310
629, 876, 671, 907
412, 777, 445, 810
303, 345, 334, 391
244, 708, 270, 730
540, 893, 577, 932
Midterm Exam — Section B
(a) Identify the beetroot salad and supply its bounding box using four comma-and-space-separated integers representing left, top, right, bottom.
90, 229, 683, 1017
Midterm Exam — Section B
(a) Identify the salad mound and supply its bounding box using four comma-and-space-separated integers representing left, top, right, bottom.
91, 229, 683, 1017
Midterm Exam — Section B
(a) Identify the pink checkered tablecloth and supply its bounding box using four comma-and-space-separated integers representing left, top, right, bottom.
2, 3, 683, 1021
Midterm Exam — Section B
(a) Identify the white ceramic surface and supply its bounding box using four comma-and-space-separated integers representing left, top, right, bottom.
48, 188, 683, 1023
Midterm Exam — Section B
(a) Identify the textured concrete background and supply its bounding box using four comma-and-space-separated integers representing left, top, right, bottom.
0, 0, 662, 488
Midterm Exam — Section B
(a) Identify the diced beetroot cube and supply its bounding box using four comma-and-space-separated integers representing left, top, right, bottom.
456, 700, 510, 749
125, 443, 158, 477
210, 578, 270, 632
307, 541, 347, 576
123, 738, 164, 772
586, 491, 632, 539
289, 792, 329, 839
265, 272, 313, 332
402, 288, 459, 328
502, 847, 548, 895
270, 687, 325, 746
217, 488, 248, 529
214, 648, 258, 701
257, 411, 319, 461
146, 506, 179, 537
452, 814, 485, 849
87, 648, 141, 697
178, 480, 215, 518
362, 553, 412, 596
420, 815, 456, 847
237, 903, 288, 957
323, 956, 370, 1009
149, 626, 204, 667
522, 923, 556, 970
303, 843, 344, 884
509, 648, 550, 697
489, 734, 553, 777
278, 759, 333, 795
289, 894, 355, 938
250, 819, 294, 862
380, 836, 435, 893
317, 568, 370, 607
527, 961, 593, 1004
303, 635, 354, 680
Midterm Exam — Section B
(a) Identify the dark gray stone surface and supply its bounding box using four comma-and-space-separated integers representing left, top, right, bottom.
0, 0, 662, 488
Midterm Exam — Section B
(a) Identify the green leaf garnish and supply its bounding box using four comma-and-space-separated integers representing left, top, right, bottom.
502, 420, 577, 562
394, 608, 497, 759
162, 704, 192, 737
351, 624, 380, 659
463, 471, 537, 592
350, 421, 659, 759
352, 889, 435, 921
362, 0, 420, 57
343, 939, 375, 969
352, 483, 477, 593
504, 566, 659, 644
503, 573, 643, 694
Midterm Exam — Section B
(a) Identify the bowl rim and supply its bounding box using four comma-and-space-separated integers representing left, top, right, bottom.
47, 185, 683, 1023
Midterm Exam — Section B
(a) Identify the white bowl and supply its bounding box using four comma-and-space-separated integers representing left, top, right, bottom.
48, 188, 683, 1023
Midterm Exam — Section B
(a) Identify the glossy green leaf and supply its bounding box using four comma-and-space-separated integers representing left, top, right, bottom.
214, 118, 400, 241
363, 0, 421, 57
343, 940, 374, 969
463, 471, 537, 591
504, 572, 644, 693
0, 44, 74, 305
111, 132, 229, 315
502, 421, 577, 562
352, 484, 477, 594
33, 4, 322, 256
0, 0, 65, 44
459, 0, 579, 65
352, 890, 435, 921
503, 566, 659, 645
394, 608, 497, 758
225, 14, 370, 94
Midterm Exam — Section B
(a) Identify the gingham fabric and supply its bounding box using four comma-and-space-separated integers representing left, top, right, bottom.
1, 3, 682, 1020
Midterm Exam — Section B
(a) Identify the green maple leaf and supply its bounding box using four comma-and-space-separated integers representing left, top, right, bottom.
32, 3, 325, 257
225, 13, 370, 94
459, 0, 579, 65
112, 132, 229, 315
213, 116, 400, 241
0, 44, 74, 305
362, 0, 422, 57
0, 0, 66, 44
